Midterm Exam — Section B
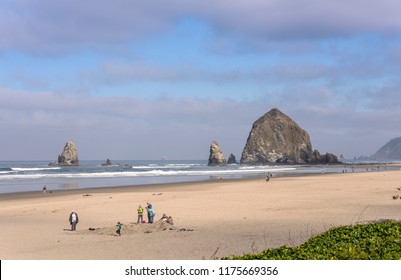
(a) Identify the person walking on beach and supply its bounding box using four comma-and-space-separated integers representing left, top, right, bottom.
116, 222, 122, 236
146, 202, 155, 224
137, 205, 144, 224
69, 210, 79, 231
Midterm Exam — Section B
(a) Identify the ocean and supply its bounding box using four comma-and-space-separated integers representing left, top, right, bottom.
0, 160, 397, 194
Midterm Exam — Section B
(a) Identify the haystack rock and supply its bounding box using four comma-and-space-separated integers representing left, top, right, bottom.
208, 141, 226, 166
49, 140, 79, 166
227, 153, 238, 164
240, 108, 339, 165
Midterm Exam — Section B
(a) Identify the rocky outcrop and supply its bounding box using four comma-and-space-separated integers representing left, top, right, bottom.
240, 108, 340, 165
101, 159, 113, 166
49, 140, 79, 166
227, 153, 238, 164
208, 141, 226, 166
310, 150, 339, 164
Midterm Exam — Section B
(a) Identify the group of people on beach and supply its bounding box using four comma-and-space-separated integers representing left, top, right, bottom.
42, 185, 52, 194
137, 202, 155, 224
68, 201, 157, 236
112, 202, 157, 236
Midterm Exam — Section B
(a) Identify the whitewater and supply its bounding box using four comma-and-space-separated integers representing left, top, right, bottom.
0, 160, 393, 194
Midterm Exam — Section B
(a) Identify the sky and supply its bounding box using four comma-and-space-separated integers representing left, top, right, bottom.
1, 0, 401, 161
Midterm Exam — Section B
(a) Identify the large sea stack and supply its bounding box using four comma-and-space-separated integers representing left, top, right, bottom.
49, 140, 79, 166
240, 108, 339, 165
208, 141, 226, 166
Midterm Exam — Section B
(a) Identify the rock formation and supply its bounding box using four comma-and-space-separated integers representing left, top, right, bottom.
310, 150, 339, 164
208, 141, 226, 166
227, 153, 238, 164
49, 140, 79, 166
240, 108, 339, 165
101, 159, 113, 166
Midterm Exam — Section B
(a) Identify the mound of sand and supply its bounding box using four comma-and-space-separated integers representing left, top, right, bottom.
84, 220, 193, 236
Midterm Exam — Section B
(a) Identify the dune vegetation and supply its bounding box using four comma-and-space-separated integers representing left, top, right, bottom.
225, 221, 401, 260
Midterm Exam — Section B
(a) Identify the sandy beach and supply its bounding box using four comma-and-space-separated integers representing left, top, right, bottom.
1, 170, 401, 260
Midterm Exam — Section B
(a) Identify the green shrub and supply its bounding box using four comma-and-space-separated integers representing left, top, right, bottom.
224, 221, 401, 260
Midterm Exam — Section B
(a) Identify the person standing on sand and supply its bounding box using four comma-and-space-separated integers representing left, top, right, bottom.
137, 205, 144, 224
116, 222, 122, 236
146, 202, 155, 224
69, 210, 79, 231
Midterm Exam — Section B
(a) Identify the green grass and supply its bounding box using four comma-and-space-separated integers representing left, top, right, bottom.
224, 221, 401, 260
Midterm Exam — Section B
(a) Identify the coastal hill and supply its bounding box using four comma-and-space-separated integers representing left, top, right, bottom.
240, 108, 339, 165
372, 137, 401, 161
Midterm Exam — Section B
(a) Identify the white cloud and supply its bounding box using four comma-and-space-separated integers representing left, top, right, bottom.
1, 1, 401, 161
2, 0, 401, 53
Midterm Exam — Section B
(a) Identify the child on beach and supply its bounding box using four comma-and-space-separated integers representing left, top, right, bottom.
137, 205, 144, 224
116, 222, 122, 236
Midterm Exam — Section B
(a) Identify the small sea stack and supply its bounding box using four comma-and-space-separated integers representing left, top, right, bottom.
227, 153, 238, 164
101, 159, 113, 166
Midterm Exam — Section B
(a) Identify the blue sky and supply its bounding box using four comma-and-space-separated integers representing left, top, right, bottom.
1, 0, 401, 160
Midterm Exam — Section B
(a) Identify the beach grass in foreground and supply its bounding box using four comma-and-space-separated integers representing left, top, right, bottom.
224, 221, 401, 260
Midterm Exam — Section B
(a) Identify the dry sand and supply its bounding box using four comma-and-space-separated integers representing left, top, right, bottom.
1, 170, 401, 260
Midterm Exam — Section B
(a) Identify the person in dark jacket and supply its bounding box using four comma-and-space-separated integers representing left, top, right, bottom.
69, 210, 79, 231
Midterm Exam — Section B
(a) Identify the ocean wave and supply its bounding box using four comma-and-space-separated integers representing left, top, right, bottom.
2, 159, 398, 194
0, 171, 15, 174
238, 165, 285, 170
0, 167, 13, 171
0, 166, 297, 180
11, 167, 61, 172
131, 164, 199, 170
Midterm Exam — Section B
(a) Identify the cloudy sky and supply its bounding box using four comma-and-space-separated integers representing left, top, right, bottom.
1, 0, 401, 161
